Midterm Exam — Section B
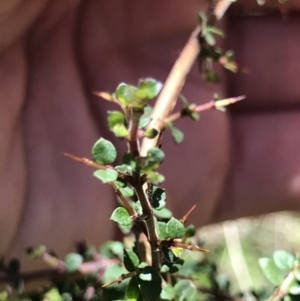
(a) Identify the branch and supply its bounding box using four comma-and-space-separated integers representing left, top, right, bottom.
140, 0, 233, 156
165, 95, 245, 123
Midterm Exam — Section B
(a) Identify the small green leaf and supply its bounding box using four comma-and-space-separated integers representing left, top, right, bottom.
124, 249, 140, 272
204, 32, 215, 46
165, 122, 184, 144
185, 224, 196, 238
152, 188, 166, 210
161, 284, 175, 300
147, 171, 165, 185
157, 222, 168, 239
136, 78, 163, 100
120, 186, 134, 197
123, 152, 137, 172
289, 280, 300, 295
147, 147, 165, 163
64, 253, 83, 273
154, 207, 172, 219
258, 258, 286, 286
92, 138, 117, 165
103, 264, 126, 288
116, 83, 137, 105
172, 247, 183, 258
100, 241, 124, 259
273, 250, 295, 271
108, 111, 125, 129
190, 112, 200, 121
110, 207, 132, 226
294, 264, 300, 281
144, 128, 159, 139
138, 266, 162, 301
166, 217, 186, 239
174, 280, 197, 301
93, 169, 118, 183
205, 70, 220, 83
111, 124, 129, 138
207, 26, 224, 37
139, 116, 151, 129
126, 277, 142, 301
44, 288, 63, 301
198, 11, 207, 32
133, 201, 143, 216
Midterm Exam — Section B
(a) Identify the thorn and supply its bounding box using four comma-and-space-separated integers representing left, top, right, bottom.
180, 205, 196, 224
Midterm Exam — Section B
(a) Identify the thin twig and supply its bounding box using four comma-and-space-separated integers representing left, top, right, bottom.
180, 205, 197, 224
64, 153, 128, 180
140, 0, 233, 156
165, 95, 245, 124
267, 270, 295, 301
64, 153, 136, 216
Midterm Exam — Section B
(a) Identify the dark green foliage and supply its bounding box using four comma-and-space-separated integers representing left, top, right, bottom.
92, 138, 117, 165
124, 249, 140, 272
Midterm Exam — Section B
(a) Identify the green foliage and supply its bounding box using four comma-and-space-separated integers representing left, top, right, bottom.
92, 138, 117, 165
64, 253, 83, 273
94, 169, 118, 183
124, 249, 140, 272
165, 122, 184, 144
166, 217, 186, 239
5, 3, 293, 301
110, 207, 132, 226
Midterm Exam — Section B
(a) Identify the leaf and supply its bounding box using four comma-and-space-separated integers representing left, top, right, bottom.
205, 70, 220, 83
160, 284, 175, 300
93, 169, 118, 183
152, 188, 166, 210
154, 207, 172, 219
157, 222, 168, 240
204, 32, 215, 46
294, 263, 300, 281
108, 111, 125, 129
124, 249, 140, 272
100, 241, 124, 259
207, 26, 224, 37
44, 288, 63, 301
136, 78, 163, 100
110, 207, 132, 226
133, 201, 143, 215
120, 186, 134, 197
138, 266, 162, 301
174, 280, 197, 301
123, 152, 137, 172
112, 124, 129, 138
273, 250, 295, 271
64, 253, 83, 273
144, 128, 159, 139
165, 122, 184, 144
289, 280, 300, 295
103, 264, 125, 288
116, 83, 137, 105
147, 147, 165, 163
147, 171, 165, 185
126, 277, 142, 301
166, 217, 186, 239
92, 138, 117, 165
139, 116, 151, 129
258, 258, 286, 286
185, 225, 196, 238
